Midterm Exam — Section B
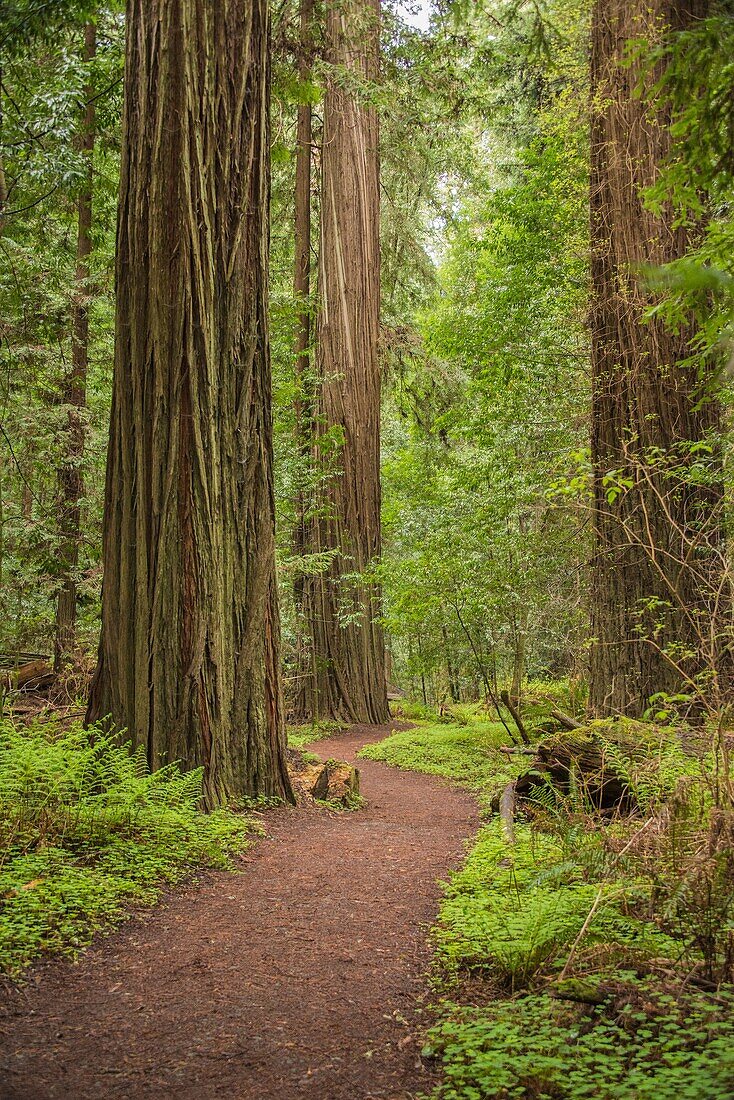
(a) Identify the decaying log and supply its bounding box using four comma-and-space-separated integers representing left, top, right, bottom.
2, 660, 56, 694
515, 727, 635, 813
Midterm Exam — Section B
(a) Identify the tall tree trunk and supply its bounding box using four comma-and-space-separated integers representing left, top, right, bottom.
300, 0, 389, 724
292, 0, 315, 712
55, 21, 96, 671
442, 621, 460, 703
510, 608, 527, 701
87, 0, 292, 807
0, 71, 6, 593
589, 0, 728, 717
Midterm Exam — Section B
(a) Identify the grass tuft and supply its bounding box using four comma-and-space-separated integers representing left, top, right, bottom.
359, 719, 528, 807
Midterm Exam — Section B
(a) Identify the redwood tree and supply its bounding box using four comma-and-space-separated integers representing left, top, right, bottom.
299, 0, 389, 724
56, 21, 96, 670
292, 0, 315, 694
87, 0, 292, 807
589, 0, 727, 716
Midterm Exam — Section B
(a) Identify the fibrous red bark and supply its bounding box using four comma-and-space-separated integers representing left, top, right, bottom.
298, 0, 389, 724
87, 0, 292, 807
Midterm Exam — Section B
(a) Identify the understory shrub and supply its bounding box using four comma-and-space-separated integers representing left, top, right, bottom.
0, 718, 256, 975
361, 697, 734, 1097
435, 821, 680, 990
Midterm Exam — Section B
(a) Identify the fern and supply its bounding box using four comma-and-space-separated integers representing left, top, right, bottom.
0, 717, 256, 975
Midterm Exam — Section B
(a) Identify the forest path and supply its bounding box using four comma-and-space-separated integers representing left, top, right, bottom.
0, 723, 479, 1100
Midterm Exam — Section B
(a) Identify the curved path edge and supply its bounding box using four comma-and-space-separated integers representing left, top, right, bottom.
0, 722, 479, 1100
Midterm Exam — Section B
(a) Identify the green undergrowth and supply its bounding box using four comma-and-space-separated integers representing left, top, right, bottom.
361, 702, 734, 1099
287, 719, 342, 750
359, 719, 528, 807
429, 983, 734, 1100
434, 820, 681, 990
0, 718, 257, 976
428, 817, 734, 1098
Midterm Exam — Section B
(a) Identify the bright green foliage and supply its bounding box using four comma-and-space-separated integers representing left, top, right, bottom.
434, 821, 680, 989
359, 719, 526, 805
286, 720, 342, 750
380, 27, 591, 701
0, 719, 255, 975
430, 985, 734, 1100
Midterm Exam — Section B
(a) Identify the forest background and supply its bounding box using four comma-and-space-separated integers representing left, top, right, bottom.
4, 4, 734, 1097
5, 0, 732, 729
0, 0, 613, 710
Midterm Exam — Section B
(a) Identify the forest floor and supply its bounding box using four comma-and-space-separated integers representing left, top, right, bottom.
0, 723, 479, 1100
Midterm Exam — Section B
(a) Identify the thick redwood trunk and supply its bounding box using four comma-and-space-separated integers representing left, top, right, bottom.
299, 0, 389, 724
87, 0, 292, 807
589, 0, 728, 716
55, 22, 96, 670
292, 0, 315, 702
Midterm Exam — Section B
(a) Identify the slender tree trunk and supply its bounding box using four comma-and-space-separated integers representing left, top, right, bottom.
300, 0, 389, 724
87, 0, 292, 807
511, 610, 527, 701
589, 0, 728, 717
55, 22, 96, 670
442, 621, 460, 702
292, 0, 316, 713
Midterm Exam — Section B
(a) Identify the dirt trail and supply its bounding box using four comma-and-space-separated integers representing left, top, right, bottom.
0, 723, 479, 1100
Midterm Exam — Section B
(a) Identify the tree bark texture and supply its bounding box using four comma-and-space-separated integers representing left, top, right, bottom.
292, 0, 315, 697
55, 22, 96, 670
87, 0, 292, 807
299, 0, 389, 724
589, 0, 729, 716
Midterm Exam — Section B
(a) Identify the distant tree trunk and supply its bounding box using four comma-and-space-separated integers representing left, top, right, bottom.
511, 610, 527, 701
87, 0, 292, 807
292, 0, 315, 711
589, 0, 728, 717
55, 21, 96, 671
300, 0, 389, 724
442, 621, 460, 702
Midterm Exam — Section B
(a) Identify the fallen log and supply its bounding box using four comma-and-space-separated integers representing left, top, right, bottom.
0, 652, 51, 669
2, 660, 56, 694
514, 725, 638, 813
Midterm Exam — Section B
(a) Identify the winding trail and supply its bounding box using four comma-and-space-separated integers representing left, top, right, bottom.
0, 723, 479, 1100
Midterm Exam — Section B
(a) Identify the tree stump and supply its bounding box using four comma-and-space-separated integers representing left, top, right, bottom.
310, 760, 361, 807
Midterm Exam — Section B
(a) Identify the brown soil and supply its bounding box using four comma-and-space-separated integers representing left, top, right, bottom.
0, 723, 479, 1100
